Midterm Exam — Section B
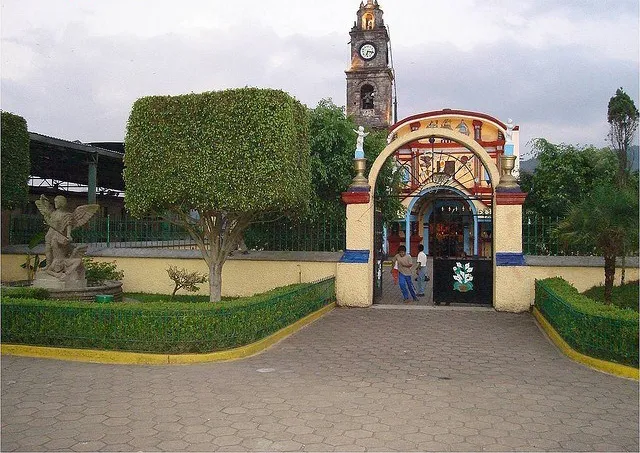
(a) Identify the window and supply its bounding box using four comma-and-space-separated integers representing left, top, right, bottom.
361, 84, 374, 110
444, 161, 455, 176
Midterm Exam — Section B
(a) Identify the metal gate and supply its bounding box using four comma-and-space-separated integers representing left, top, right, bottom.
430, 201, 493, 305
373, 206, 384, 301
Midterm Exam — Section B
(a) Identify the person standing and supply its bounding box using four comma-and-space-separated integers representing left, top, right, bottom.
391, 245, 418, 302
416, 244, 427, 297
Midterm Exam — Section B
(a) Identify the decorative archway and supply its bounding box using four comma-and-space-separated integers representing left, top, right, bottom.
337, 123, 528, 311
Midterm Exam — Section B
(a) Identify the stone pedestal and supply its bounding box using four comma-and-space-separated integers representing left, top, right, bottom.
32, 273, 88, 290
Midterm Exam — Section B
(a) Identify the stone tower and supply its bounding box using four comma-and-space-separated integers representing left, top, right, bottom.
345, 0, 394, 130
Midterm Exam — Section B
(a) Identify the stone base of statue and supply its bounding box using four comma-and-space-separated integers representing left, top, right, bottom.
32, 273, 88, 290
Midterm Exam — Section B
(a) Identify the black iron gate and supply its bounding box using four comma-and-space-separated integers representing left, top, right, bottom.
430, 201, 493, 305
373, 207, 384, 301
433, 258, 492, 305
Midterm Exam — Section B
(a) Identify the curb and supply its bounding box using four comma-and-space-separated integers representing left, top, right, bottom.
532, 307, 639, 380
1, 302, 335, 365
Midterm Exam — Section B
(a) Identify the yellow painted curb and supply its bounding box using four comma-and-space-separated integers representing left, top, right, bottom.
532, 307, 639, 380
1, 302, 336, 365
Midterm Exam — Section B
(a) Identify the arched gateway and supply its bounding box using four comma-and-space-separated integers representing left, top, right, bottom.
337, 110, 529, 312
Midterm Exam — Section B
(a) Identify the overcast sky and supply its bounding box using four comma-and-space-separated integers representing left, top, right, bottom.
2, 0, 638, 158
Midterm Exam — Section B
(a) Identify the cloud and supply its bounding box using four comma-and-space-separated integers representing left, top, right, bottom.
1, 0, 638, 155
394, 40, 639, 149
1, 22, 347, 141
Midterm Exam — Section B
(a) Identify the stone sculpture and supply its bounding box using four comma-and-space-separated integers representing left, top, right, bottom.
33, 195, 99, 289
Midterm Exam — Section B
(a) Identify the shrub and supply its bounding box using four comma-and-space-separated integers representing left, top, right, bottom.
166, 266, 208, 299
535, 277, 639, 367
1, 278, 335, 354
583, 281, 639, 312
84, 258, 124, 285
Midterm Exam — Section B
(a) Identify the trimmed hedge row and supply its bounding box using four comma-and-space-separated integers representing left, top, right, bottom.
535, 277, 639, 367
1, 286, 50, 300
1, 279, 334, 354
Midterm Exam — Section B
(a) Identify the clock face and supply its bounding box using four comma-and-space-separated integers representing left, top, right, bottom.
359, 43, 376, 60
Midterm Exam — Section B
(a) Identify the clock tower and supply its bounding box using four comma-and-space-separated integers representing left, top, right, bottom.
345, 0, 394, 130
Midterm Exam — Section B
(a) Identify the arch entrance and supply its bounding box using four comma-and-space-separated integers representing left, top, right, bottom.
338, 110, 527, 310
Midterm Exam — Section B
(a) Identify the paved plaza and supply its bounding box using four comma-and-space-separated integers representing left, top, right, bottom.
2, 307, 638, 452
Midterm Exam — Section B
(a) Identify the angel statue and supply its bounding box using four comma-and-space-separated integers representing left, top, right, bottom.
353, 125, 369, 159
35, 195, 99, 283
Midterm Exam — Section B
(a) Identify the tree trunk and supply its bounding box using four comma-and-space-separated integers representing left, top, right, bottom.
621, 250, 626, 286
603, 254, 615, 305
209, 262, 223, 302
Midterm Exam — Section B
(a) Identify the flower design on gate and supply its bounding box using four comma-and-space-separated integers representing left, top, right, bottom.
453, 262, 474, 292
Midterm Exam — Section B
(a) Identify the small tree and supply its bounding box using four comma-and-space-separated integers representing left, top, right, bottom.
124, 88, 311, 302
556, 183, 639, 304
607, 87, 639, 187
166, 266, 208, 299
1, 111, 30, 210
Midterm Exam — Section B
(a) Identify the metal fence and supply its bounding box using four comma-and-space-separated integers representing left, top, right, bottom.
11, 212, 624, 256
522, 214, 597, 256
534, 279, 638, 367
8, 214, 346, 252
1, 277, 336, 354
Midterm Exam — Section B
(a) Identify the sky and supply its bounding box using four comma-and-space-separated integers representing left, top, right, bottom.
1, 0, 639, 159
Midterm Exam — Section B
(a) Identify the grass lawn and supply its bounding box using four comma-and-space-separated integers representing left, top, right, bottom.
582, 280, 639, 312
124, 293, 235, 303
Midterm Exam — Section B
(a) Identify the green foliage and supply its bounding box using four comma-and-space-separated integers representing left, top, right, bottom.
19, 232, 46, 282
521, 139, 617, 217
124, 87, 311, 217
607, 87, 639, 184
84, 258, 124, 285
1, 286, 49, 300
555, 182, 639, 303
536, 278, 638, 367
583, 281, 639, 312
1, 111, 30, 210
166, 266, 208, 298
306, 99, 401, 222
1, 279, 335, 354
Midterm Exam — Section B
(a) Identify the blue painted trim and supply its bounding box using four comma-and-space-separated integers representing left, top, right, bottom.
340, 249, 370, 263
496, 252, 526, 266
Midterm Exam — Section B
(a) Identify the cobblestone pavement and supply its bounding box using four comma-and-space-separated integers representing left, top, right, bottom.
2, 309, 638, 452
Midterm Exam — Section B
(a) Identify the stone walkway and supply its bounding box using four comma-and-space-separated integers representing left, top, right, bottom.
2, 308, 638, 452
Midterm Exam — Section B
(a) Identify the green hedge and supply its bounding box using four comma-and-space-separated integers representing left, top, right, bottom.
1, 278, 334, 354
1, 286, 50, 300
1, 111, 30, 210
535, 277, 639, 367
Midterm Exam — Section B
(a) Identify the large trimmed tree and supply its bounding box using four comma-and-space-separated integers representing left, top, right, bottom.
124, 88, 311, 302
1, 111, 30, 210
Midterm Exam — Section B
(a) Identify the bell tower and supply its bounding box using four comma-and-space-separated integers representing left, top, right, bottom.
345, 0, 394, 130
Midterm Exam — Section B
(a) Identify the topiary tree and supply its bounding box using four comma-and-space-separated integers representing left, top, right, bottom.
124, 88, 311, 302
1, 111, 30, 210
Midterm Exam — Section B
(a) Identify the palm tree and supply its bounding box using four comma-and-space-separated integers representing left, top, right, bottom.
556, 183, 639, 304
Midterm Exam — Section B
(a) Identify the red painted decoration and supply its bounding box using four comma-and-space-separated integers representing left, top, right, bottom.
341, 191, 371, 204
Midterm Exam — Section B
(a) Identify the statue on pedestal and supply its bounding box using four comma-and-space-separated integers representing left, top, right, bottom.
34, 195, 99, 288
353, 125, 369, 159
